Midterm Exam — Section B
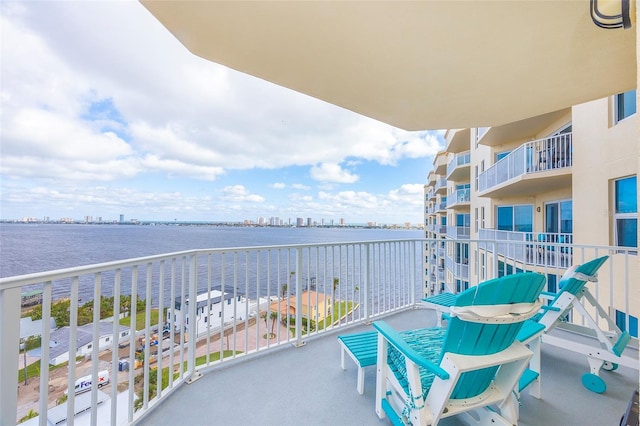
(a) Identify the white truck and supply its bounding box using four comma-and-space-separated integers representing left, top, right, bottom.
66, 370, 110, 394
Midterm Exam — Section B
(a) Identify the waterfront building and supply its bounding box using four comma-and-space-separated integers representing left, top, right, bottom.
269, 290, 333, 324
47, 322, 130, 366
423, 96, 638, 335
167, 290, 249, 335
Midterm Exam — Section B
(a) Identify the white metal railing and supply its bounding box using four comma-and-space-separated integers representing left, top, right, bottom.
446, 151, 471, 178
479, 229, 574, 267
445, 254, 470, 280
434, 177, 447, 192
1, 240, 423, 426
2, 237, 637, 425
435, 202, 447, 212
446, 226, 470, 239
446, 188, 471, 208
478, 133, 572, 193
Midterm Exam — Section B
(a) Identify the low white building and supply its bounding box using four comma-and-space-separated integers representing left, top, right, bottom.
47, 322, 130, 366
167, 290, 249, 335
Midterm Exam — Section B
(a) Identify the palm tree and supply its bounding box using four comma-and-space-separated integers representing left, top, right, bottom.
280, 284, 288, 300
270, 311, 278, 335
332, 277, 340, 320
260, 311, 268, 330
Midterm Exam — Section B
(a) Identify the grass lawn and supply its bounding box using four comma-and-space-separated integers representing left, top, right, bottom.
120, 309, 160, 330
18, 356, 82, 382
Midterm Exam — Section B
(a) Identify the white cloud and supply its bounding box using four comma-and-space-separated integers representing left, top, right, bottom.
291, 183, 311, 190
310, 163, 359, 183
0, 2, 445, 224
221, 185, 265, 203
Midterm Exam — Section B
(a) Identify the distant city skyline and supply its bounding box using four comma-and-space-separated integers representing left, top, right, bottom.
0, 2, 444, 224
5, 213, 418, 228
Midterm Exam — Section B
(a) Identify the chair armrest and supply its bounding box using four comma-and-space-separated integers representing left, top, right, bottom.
539, 305, 561, 312
540, 291, 557, 299
373, 321, 450, 380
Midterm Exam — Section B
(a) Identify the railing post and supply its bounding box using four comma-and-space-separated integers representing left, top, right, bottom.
0, 286, 20, 426
186, 254, 202, 383
293, 249, 305, 347
363, 244, 370, 322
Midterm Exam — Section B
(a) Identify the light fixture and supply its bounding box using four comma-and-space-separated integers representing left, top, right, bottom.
590, 0, 632, 29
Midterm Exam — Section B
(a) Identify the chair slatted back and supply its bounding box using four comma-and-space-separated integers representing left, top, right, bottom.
552, 255, 609, 299
441, 273, 546, 399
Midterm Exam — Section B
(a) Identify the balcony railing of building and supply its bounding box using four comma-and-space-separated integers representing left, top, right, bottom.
446, 225, 470, 239
478, 133, 572, 193
445, 188, 471, 208
2, 238, 637, 425
435, 201, 447, 213
445, 254, 469, 280
479, 228, 574, 267
434, 177, 447, 193
1, 240, 424, 426
446, 151, 471, 179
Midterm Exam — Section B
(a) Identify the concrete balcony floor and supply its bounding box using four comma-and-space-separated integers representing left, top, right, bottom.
138, 309, 638, 426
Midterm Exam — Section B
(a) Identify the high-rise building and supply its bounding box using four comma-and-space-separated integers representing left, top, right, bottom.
119, 214, 125, 223
423, 92, 638, 335
296, 217, 304, 227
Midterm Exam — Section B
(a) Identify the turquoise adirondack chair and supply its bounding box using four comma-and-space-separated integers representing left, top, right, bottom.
375, 272, 546, 425
534, 255, 632, 393
423, 255, 630, 394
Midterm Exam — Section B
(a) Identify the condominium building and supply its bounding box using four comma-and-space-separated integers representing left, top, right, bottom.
424, 92, 638, 336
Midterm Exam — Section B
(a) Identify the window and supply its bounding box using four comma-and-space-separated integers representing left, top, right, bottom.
616, 310, 638, 338
455, 243, 469, 264
474, 165, 479, 190
616, 90, 636, 123
545, 200, 573, 234
497, 205, 533, 232
614, 176, 637, 248
456, 213, 470, 227
474, 208, 479, 233
480, 207, 485, 229
476, 127, 489, 144
496, 151, 511, 162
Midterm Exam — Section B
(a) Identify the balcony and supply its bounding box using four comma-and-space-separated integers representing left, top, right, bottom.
434, 177, 447, 194
475, 109, 571, 147
445, 254, 469, 280
445, 128, 471, 154
478, 229, 575, 268
1, 239, 638, 426
445, 188, 471, 210
434, 201, 447, 213
477, 133, 572, 198
433, 152, 448, 176
446, 226, 470, 240
446, 151, 471, 181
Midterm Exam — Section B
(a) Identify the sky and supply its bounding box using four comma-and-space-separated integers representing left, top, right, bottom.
0, 1, 444, 225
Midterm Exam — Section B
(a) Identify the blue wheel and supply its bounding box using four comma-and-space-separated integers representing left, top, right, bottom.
581, 373, 606, 393
602, 362, 619, 371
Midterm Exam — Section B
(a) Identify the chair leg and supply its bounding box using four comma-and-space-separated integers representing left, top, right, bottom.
528, 337, 542, 399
